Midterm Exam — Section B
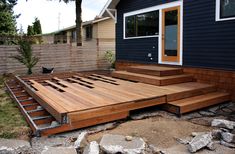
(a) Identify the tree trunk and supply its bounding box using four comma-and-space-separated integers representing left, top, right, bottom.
75, 0, 82, 46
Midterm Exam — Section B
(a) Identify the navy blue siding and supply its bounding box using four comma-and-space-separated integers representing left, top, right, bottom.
116, 0, 177, 63
116, 0, 235, 70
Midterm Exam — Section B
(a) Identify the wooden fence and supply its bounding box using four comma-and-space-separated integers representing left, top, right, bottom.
0, 39, 115, 75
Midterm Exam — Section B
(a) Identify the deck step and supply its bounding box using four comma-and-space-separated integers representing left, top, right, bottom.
163, 92, 231, 114
112, 71, 194, 86
127, 65, 183, 76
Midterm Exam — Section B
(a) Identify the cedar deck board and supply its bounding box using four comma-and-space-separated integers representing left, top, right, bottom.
112, 71, 193, 86
127, 65, 183, 76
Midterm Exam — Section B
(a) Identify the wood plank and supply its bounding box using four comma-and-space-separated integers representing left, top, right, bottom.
171, 92, 230, 114
68, 96, 166, 123
127, 65, 183, 76
40, 111, 129, 136
112, 71, 193, 86
16, 77, 66, 123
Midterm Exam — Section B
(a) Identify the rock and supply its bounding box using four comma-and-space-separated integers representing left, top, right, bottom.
41, 146, 77, 154
175, 137, 191, 145
74, 132, 89, 152
148, 144, 162, 154
191, 132, 208, 137
207, 142, 216, 151
188, 133, 213, 153
130, 111, 160, 120
88, 122, 119, 134
51, 121, 60, 127
211, 119, 235, 130
37, 106, 43, 110
220, 140, 235, 148
83, 141, 99, 154
0, 139, 31, 154
100, 134, 146, 154
212, 129, 222, 139
221, 132, 235, 143
31, 137, 73, 151
125, 136, 133, 141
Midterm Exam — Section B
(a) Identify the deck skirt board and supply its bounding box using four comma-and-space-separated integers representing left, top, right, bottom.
6, 66, 232, 136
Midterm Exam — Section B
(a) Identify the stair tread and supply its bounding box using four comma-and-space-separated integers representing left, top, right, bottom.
128, 65, 182, 71
113, 71, 192, 80
169, 92, 230, 106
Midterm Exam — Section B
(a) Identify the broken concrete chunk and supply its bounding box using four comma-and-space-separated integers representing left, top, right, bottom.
206, 142, 216, 151
191, 132, 208, 137
175, 137, 191, 145
41, 146, 77, 154
188, 133, 213, 153
125, 136, 133, 141
221, 132, 235, 143
83, 141, 99, 154
100, 134, 146, 154
74, 132, 89, 151
211, 119, 235, 130
220, 140, 235, 148
50, 121, 60, 127
0, 139, 31, 154
212, 129, 223, 139
148, 144, 162, 154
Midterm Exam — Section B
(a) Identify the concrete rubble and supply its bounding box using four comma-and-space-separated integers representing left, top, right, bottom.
74, 131, 89, 152
41, 146, 77, 154
0, 138, 31, 154
83, 141, 99, 154
188, 133, 213, 153
211, 119, 235, 130
99, 134, 146, 154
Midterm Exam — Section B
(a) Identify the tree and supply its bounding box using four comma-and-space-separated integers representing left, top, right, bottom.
27, 18, 42, 36
0, 0, 18, 36
33, 17, 42, 34
12, 39, 39, 74
60, 0, 82, 46
27, 25, 34, 35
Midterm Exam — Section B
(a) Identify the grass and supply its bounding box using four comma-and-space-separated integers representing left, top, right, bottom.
0, 75, 30, 139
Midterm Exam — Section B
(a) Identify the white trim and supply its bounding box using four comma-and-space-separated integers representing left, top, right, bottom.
123, 1, 183, 65
216, 0, 235, 21
124, 35, 159, 40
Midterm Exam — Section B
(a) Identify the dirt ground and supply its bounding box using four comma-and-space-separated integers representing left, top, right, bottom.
87, 105, 235, 154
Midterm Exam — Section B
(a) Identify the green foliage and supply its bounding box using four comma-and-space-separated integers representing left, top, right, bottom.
27, 25, 34, 36
0, 0, 18, 44
33, 17, 42, 34
12, 40, 39, 74
27, 17, 42, 36
104, 50, 115, 68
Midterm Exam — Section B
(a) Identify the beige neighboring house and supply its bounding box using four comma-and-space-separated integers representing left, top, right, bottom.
41, 17, 115, 46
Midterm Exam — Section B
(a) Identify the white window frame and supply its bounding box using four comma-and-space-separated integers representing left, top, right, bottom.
123, 0, 183, 66
216, 0, 235, 21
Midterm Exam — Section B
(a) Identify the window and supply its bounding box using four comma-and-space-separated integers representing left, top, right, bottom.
85, 25, 92, 40
216, 0, 235, 21
125, 11, 159, 38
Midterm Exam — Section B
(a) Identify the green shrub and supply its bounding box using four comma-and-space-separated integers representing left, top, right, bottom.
104, 50, 115, 68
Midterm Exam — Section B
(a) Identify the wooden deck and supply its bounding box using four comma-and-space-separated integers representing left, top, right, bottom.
5, 65, 231, 136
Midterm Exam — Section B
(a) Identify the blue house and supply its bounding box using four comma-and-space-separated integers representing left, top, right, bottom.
100, 0, 235, 70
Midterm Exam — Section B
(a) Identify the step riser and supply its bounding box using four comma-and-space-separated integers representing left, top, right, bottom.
127, 67, 183, 77
163, 92, 231, 115
180, 95, 230, 114
167, 86, 216, 102
112, 72, 193, 86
